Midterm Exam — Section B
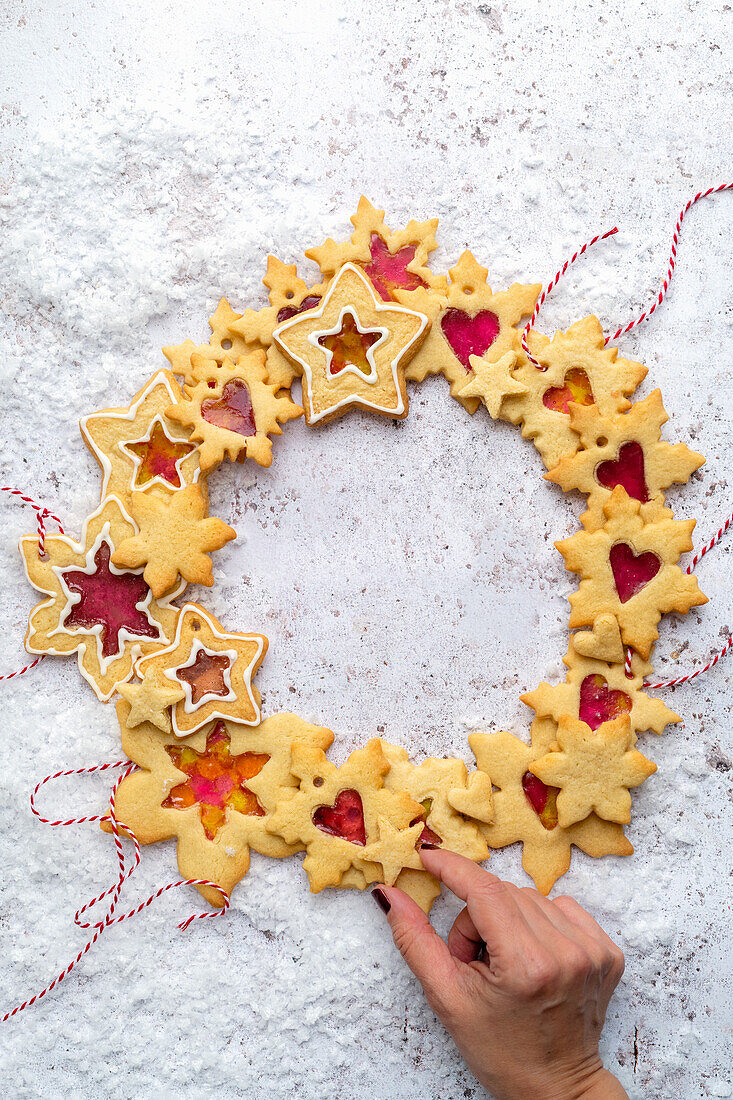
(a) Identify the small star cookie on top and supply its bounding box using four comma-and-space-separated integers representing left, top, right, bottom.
265, 738, 425, 892
468, 726, 633, 895
398, 251, 540, 413
112, 484, 236, 597
556, 485, 708, 660
272, 263, 430, 425
165, 348, 303, 472
80, 370, 204, 511
134, 603, 267, 737
530, 714, 657, 828
502, 316, 648, 470
20, 496, 183, 701
107, 702, 334, 907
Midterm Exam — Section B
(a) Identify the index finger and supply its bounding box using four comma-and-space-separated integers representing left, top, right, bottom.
419, 848, 531, 959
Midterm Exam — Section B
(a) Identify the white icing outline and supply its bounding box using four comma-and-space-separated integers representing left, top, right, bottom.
19, 495, 185, 702
119, 414, 197, 492
307, 307, 387, 384
136, 604, 265, 738
272, 263, 428, 424
166, 639, 238, 713
80, 370, 201, 496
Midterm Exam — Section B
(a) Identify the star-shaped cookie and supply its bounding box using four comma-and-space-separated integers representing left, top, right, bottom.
272, 263, 430, 424
116, 667, 185, 733
112, 484, 236, 597
458, 350, 526, 418
80, 370, 204, 510
19, 496, 183, 701
135, 603, 268, 737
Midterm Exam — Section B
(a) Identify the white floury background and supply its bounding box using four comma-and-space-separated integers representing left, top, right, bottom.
0, 1, 731, 1097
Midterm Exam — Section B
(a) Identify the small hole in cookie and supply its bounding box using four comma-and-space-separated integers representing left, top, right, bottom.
192, 619, 201, 631
38, 549, 49, 562
285, 290, 294, 300
463, 286, 474, 295
313, 776, 324, 788
221, 339, 232, 350
596, 436, 608, 447
208, 380, 216, 389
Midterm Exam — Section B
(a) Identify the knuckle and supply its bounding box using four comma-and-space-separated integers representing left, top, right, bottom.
515, 950, 560, 995
608, 945, 626, 982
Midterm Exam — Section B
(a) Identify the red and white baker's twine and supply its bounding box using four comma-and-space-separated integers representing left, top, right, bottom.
2, 762, 228, 1022
523, 184, 732, 688
0, 487, 66, 682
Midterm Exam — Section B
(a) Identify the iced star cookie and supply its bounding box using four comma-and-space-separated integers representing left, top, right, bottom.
530, 715, 656, 828
272, 263, 430, 424
80, 370, 204, 510
468, 727, 633, 895
108, 702, 334, 907
556, 485, 708, 660
19, 497, 183, 701
545, 389, 706, 530
265, 738, 425, 892
112, 484, 236, 597
502, 316, 648, 470
134, 603, 267, 737
522, 638, 680, 739
165, 349, 303, 472
399, 252, 540, 412
163, 298, 250, 386
305, 196, 447, 303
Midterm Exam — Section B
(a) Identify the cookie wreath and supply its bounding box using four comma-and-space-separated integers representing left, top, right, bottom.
19, 197, 708, 913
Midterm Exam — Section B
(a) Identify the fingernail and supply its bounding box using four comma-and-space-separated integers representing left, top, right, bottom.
419, 842, 440, 850
372, 887, 391, 914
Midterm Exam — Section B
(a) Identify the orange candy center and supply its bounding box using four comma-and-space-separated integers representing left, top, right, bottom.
522, 771, 559, 830
125, 421, 195, 489
542, 368, 595, 414
318, 312, 381, 378
176, 649, 232, 706
162, 721, 268, 840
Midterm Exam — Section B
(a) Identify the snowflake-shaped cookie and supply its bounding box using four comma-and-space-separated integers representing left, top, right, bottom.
165, 349, 302, 471
522, 637, 680, 739
305, 195, 447, 303
530, 714, 656, 828
556, 486, 708, 660
468, 727, 633, 895
265, 738, 424, 892
502, 316, 648, 470
110, 702, 334, 907
135, 603, 267, 737
545, 389, 705, 530
20, 497, 183, 701
80, 370, 204, 510
163, 298, 250, 386
272, 263, 429, 424
398, 252, 540, 412
112, 484, 236, 597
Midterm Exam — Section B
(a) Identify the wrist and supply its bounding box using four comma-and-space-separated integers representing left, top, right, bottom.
542, 1064, 628, 1100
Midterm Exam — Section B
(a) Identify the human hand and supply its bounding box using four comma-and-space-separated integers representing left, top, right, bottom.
373, 849, 628, 1100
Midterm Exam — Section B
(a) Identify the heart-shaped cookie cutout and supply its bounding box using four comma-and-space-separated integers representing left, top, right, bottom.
578, 674, 632, 731
573, 614, 625, 664
522, 771, 558, 830
201, 379, 256, 437
596, 441, 650, 503
542, 367, 594, 414
312, 789, 366, 846
609, 542, 661, 603
448, 770, 495, 823
441, 308, 500, 370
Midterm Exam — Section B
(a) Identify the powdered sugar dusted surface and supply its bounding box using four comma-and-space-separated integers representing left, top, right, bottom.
0, 1, 731, 1097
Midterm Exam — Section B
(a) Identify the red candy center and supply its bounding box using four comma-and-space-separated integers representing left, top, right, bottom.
440, 308, 500, 371
318, 312, 381, 378
410, 797, 442, 848
522, 771, 559, 830
125, 421, 195, 489
201, 380, 256, 437
276, 294, 322, 324
595, 441, 650, 503
578, 674, 632, 731
163, 721, 268, 840
362, 234, 427, 302
542, 368, 595, 414
312, 789, 367, 846
176, 649, 232, 705
62, 541, 159, 658
609, 543, 661, 603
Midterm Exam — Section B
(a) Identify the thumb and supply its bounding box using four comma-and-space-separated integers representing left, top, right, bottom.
372, 886, 459, 1017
